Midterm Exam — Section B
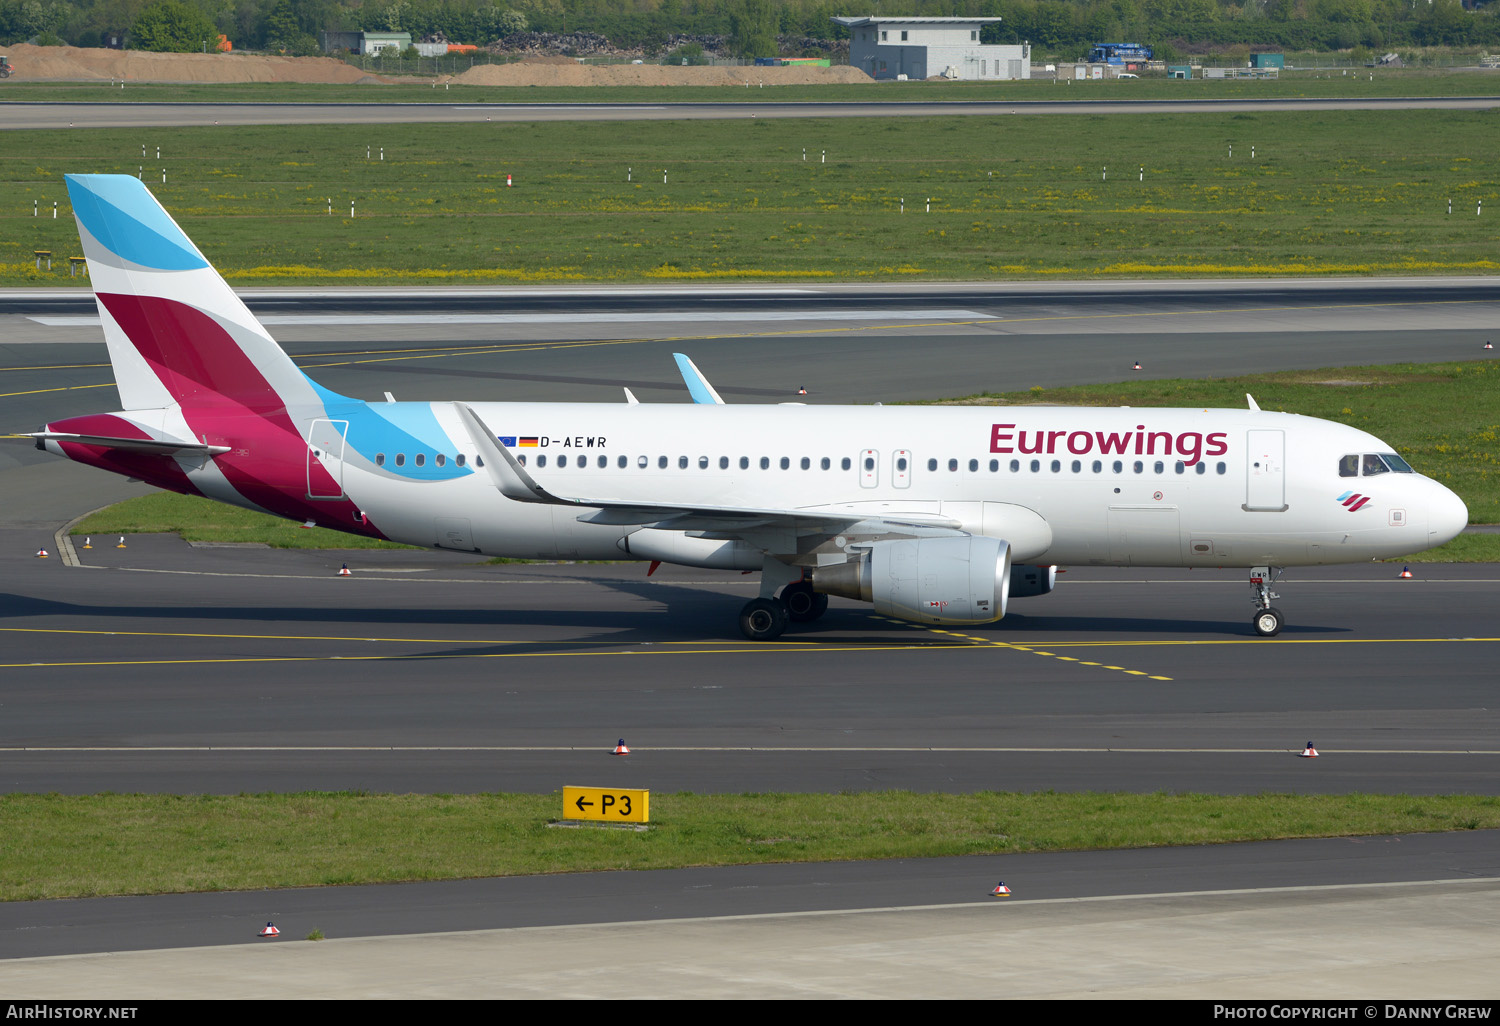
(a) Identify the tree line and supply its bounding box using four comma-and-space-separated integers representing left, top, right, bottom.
3, 0, 1497, 58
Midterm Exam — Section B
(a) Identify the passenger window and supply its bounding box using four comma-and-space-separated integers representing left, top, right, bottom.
989, 459, 999, 472
1030, 459, 1040, 472
554, 455, 565, 468
1362, 453, 1390, 476
1050, 460, 1061, 473
1010, 459, 1020, 472
1153, 461, 1164, 474
376, 453, 386, 467
638, 455, 648, 468
896, 457, 907, 471
415, 453, 426, 467
598, 455, 608, 469
1092, 460, 1102, 473
1339, 454, 1359, 478
1112, 461, 1123, 473
740, 456, 750, 470
1216, 462, 1226, 474
679, 456, 688, 469
719, 456, 729, 469
1195, 462, 1206, 475
698, 456, 709, 469
863, 456, 874, 471
801, 457, 810, 470
821, 457, 831, 470
1175, 461, 1185, 474
841, 457, 852, 471
395, 453, 405, 467
435, 454, 446, 467
948, 459, 958, 472
537, 455, 546, 468
658, 456, 668, 469
781, 457, 791, 470
969, 459, 979, 472
1133, 461, 1143, 473
1072, 460, 1081, 473
928, 458, 938, 472
760, 457, 770, 470
456, 454, 466, 467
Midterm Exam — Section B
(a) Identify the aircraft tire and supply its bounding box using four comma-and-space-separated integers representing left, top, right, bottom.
740, 597, 789, 641
1252, 606, 1284, 637
781, 580, 828, 623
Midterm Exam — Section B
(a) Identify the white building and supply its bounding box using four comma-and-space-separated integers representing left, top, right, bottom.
832, 16, 1030, 81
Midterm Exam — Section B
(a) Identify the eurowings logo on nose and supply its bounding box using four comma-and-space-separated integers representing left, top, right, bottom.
1337, 491, 1373, 511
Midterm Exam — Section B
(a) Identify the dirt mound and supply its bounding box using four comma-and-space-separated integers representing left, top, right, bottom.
1, 43, 396, 84
452, 62, 873, 87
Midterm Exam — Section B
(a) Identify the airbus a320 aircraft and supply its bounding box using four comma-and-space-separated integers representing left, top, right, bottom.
35, 175, 1468, 640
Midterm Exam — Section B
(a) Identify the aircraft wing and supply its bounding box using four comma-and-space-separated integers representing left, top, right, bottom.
452, 402, 963, 538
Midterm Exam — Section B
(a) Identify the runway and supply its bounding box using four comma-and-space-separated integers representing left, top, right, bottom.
4, 95, 1500, 130
2, 280, 1498, 989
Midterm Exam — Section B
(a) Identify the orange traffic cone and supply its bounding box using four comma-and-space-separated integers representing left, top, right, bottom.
506, 173, 513, 187
338, 563, 351, 577
1399, 566, 1413, 578
258, 922, 280, 937
991, 882, 1011, 896
35, 547, 48, 558
1300, 742, 1319, 758
613, 739, 630, 755
797, 386, 808, 395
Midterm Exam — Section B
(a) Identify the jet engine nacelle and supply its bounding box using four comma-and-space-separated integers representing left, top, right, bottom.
1009, 563, 1058, 598
813, 535, 1012, 625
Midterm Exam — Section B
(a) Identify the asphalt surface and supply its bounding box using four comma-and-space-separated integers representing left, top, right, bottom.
4, 95, 1500, 130
2, 281, 1498, 984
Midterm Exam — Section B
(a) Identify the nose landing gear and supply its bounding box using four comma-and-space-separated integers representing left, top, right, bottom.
1249, 566, 1285, 637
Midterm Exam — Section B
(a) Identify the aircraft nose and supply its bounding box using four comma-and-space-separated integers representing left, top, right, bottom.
1427, 483, 1468, 547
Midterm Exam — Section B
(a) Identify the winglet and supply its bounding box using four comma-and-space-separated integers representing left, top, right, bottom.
452, 403, 571, 505
1246, 393, 1261, 412
623, 387, 640, 405
673, 353, 725, 405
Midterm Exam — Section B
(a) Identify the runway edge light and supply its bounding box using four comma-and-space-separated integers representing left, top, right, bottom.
1300, 742, 1319, 758
1399, 566, 1413, 578
991, 882, 1011, 897
338, 563, 351, 577
258, 922, 280, 938
613, 738, 630, 755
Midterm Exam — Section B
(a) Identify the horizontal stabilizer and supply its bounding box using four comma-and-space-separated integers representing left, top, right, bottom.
31, 431, 229, 455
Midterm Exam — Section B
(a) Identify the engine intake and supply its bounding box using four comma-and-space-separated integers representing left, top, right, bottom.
813, 536, 1012, 625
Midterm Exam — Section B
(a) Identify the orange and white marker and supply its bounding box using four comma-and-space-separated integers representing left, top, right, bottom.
338, 563, 351, 577
1399, 566, 1413, 578
1486, 341, 1495, 350
991, 882, 1011, 896
1300, 742, 1319, 758
613, 739, 630, 755
797, 386, 808, 395
301, 519, 315, 529
258, 922, 280, 937
506, 173, 512, 187
1133, 361, 1142, 371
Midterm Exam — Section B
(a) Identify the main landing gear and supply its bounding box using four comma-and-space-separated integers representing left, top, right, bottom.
738, 579, 828, 641
1249, 566, 1285, 637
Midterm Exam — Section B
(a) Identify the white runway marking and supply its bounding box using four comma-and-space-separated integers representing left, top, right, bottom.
27, 309, 984, 328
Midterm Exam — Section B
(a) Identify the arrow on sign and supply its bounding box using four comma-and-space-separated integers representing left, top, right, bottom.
575, 796, 595, 812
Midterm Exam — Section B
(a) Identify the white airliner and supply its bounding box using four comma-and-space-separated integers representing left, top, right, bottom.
35, 175, 1468, 639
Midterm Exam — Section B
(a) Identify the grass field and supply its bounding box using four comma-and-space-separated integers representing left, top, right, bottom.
6, 106, 1500, 286
2, 791, 1496, 901
4, 67, 1498, 104
71, 359, 1500, 558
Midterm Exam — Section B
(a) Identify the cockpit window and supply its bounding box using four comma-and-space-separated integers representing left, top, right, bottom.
1338, 454, 1359, 478
1381, 452, 1414, 473
1362, 453, 1391, 476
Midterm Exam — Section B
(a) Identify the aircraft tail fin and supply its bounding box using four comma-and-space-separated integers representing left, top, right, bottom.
65, 174, 334, 415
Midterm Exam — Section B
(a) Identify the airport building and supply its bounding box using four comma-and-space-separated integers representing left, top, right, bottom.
832, 16, 1030, 81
